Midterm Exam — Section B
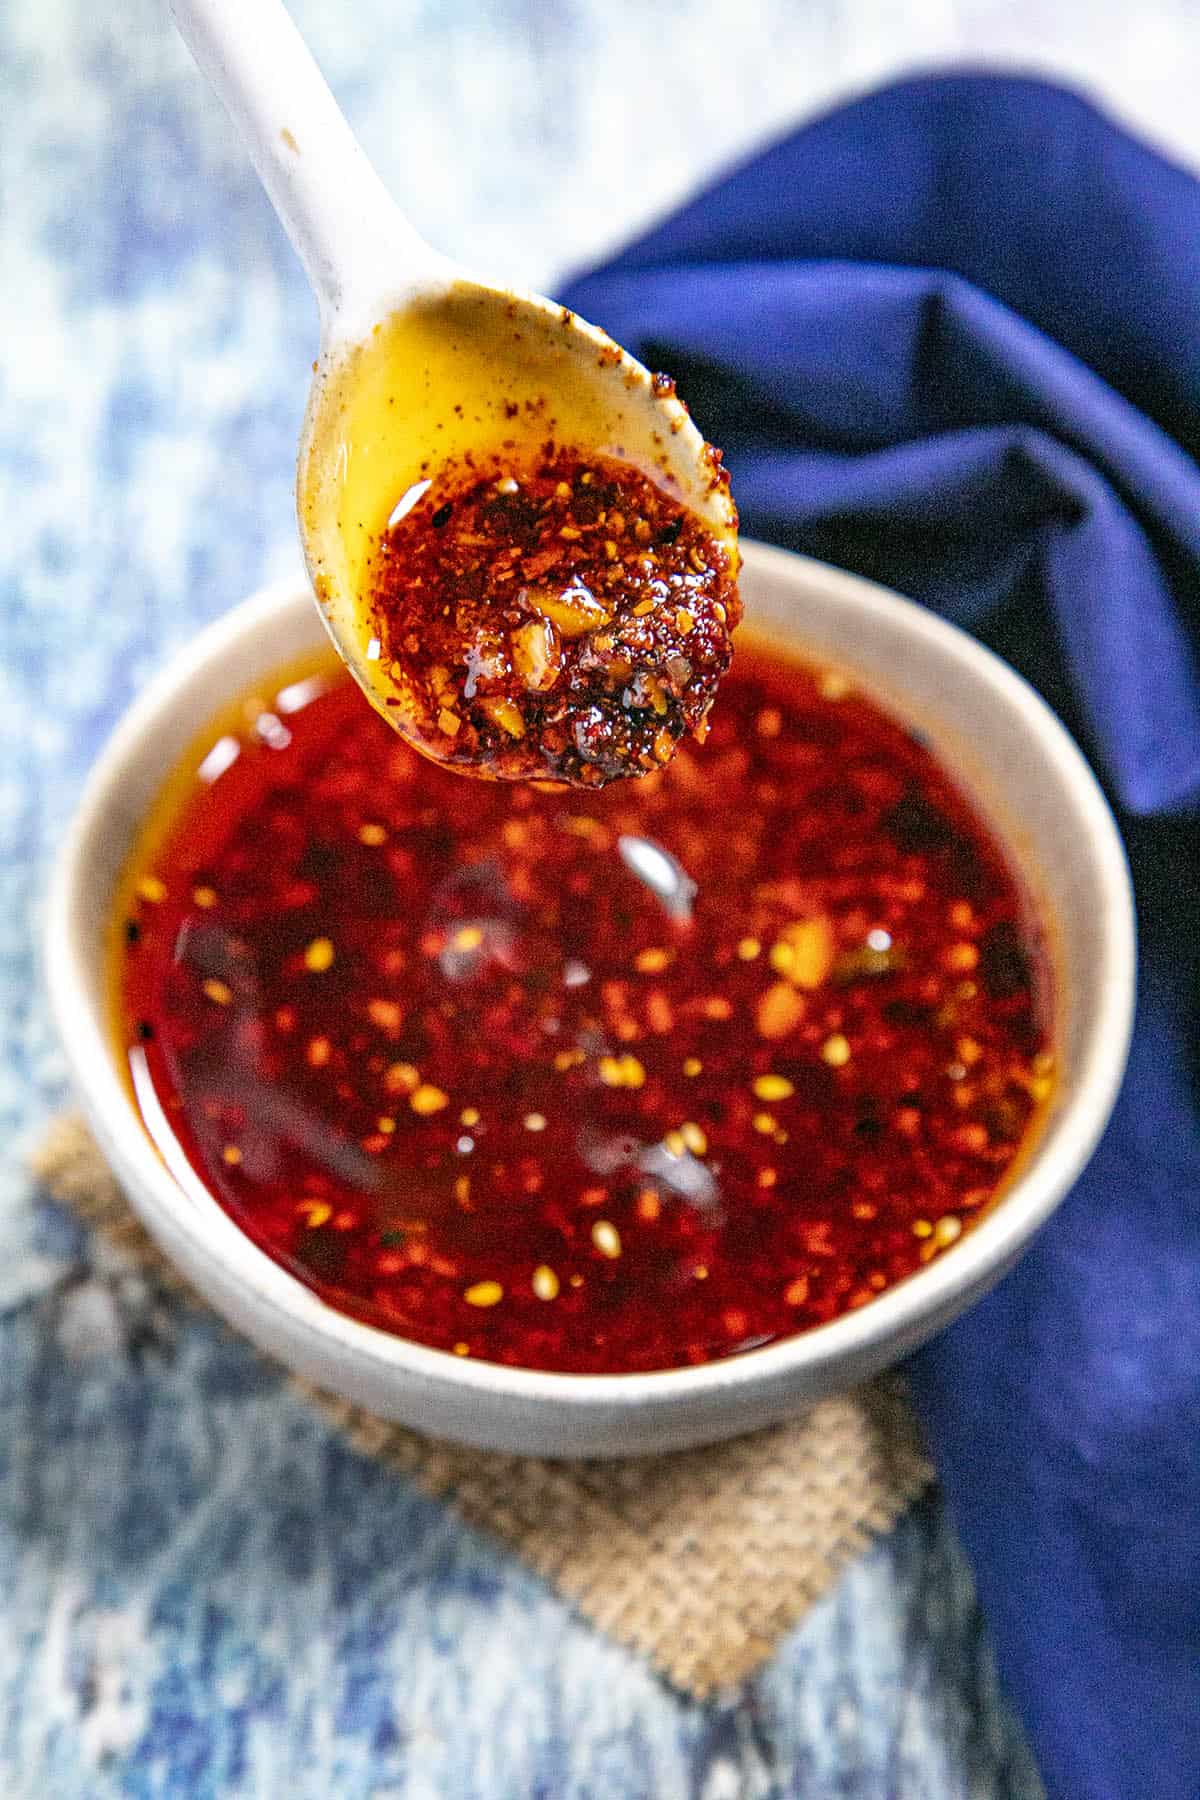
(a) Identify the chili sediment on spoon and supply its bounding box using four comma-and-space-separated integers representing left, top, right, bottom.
366, 445, 741, 786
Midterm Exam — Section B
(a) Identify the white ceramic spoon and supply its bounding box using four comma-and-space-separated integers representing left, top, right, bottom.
169, 0, 739, 756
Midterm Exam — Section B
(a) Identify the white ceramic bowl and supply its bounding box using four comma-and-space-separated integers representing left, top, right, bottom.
45, 542, 1135, 1456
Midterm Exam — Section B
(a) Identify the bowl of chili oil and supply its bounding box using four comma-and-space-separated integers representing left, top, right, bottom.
111, 627, 1056, 1377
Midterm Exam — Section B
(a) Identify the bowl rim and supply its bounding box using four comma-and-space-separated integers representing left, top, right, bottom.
44, 540, 1137, 1409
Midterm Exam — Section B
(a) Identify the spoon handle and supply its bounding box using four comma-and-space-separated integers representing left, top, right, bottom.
169, 0, 443, 324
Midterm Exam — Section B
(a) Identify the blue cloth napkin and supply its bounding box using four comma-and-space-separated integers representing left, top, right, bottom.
562, 74, 1200, 1800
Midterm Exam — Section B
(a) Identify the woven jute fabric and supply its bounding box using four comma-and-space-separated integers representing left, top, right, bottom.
31, 1113, 933, 1696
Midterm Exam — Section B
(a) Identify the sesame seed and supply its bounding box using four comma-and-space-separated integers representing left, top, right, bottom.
680, 1122, 708, 1156
192, 885, 218, 908
222, 1144, 241, 1165
304, 937, 335, 972
136, 876, 167, 903
451, 924, 484, 951
464, 1280, 503, 1307
753, 1113, 777, 1134
376, 1116, 396, 1135
592, 1220, 622, 1258
599, 1053, 645, 1088
358, 822, 387, 845
821, 1034, 851, 1068
784, 1276, 809, 1306
524, 1112, 547, 1132
737, 937, 761, 960
753, 1074, 795, 1101
532, 1264, 560, 1300
913, 1219, 933, 1238
683, 1057, 703, 1077
202, 979, 232, 1006
460, 1106, 481, 1127
453, 1342, 471, 1356
410, 1084, 449, 1115
934, 1216, 962, 1247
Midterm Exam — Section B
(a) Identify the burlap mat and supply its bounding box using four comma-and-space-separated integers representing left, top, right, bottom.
31, 1113, 933, 1697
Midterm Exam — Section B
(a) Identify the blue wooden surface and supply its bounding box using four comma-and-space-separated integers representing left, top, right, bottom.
9, 0, 1199, 1791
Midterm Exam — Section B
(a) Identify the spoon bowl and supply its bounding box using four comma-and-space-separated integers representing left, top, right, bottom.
297, 281, 739, 744
170, 0, 738, 753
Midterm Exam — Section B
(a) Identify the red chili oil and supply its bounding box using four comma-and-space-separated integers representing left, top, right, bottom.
114, 645, 1052, 1374
366, 448, 740, 785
